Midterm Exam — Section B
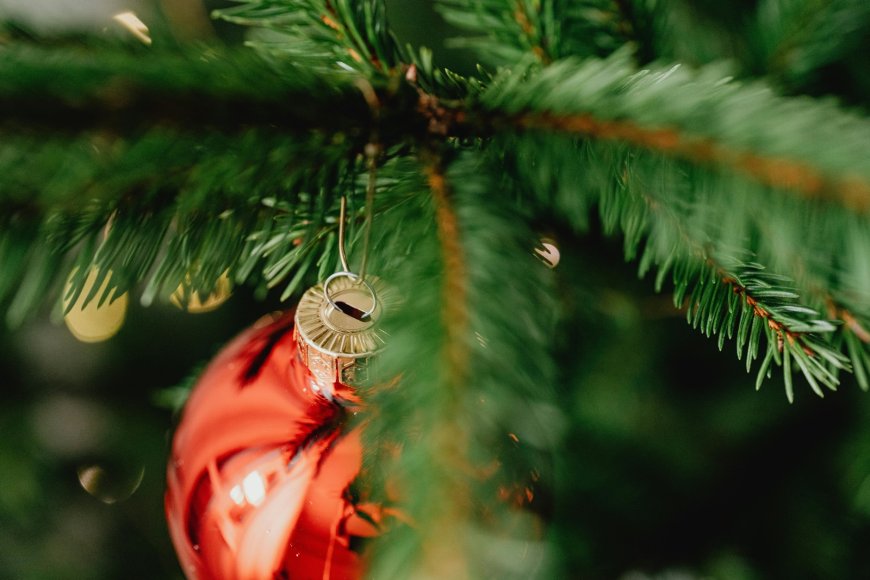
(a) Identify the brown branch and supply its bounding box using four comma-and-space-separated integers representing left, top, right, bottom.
418, 155, 471, 579
827, 300, 870, 344
842, 310, 870, 343
516, 112, 870, 213
6, 43, 868, 215
426, 157, 469, 388
721, 277, 815, 354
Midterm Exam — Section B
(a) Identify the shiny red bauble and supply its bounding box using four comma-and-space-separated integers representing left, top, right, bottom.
165, 312, 379, 580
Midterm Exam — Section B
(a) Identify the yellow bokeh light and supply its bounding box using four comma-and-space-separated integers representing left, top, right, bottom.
171, 271, 232, 314
77, 463, 145, 504
63, 268, 129, 343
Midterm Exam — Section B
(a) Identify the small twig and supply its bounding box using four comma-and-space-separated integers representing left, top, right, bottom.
723, 277, 814, 355
828, 302, 870, 343
513, 1, 550, 64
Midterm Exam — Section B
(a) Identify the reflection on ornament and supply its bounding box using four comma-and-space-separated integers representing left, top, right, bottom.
112, 11, 152, 45
171, 271, 233, 314
63, 268, 128, 343
534, 238, 560, 269
166, 312, 384, 580
77, 463, 145, 504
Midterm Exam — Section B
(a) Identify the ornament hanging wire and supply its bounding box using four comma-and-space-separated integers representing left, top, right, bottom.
324, 159, 378, 320
336, 144, 376, 279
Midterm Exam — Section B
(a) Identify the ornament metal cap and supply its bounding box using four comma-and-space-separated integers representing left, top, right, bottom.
294, 272, 387, 389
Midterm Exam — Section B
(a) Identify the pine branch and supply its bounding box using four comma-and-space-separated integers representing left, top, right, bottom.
831, 303, 870, 391
635, 0, 745, 67
686, 261, 848, 402
753, 0, 870, 88
0, 40, 411, 323
355, 157, 458, 577
487, 123, 870, 326
520, 111, 864, 204
436, 0, 633, 64
362, 153, 557, 577
519, 2, 551, 63
556, 0, 641, 60
5, 44, 867, 212
479, 55, 870, 211
624, 165, 853, 401
0, 44, 369, 135
214, 0, 403, 75
612, 145, 850, 398
418, 152, 472, 578
741, 204, 870, 391
491, 132, 862, 399
426, 153, 469, 377
1, 6, 868, 400
436, 0, 540, 65
0, 125, 358, 325
1, 2, 868, 577
634, 0, 870, 101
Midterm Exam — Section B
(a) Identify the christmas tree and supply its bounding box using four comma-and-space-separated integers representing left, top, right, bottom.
1, 0, 869, 578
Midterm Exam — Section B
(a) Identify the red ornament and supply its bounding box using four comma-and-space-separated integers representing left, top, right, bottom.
165, 312, 381, 580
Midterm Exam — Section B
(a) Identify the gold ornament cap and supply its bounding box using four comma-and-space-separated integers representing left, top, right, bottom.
294, 273, 387, 388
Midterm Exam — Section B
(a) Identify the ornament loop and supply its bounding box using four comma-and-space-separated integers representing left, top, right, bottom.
323, 271, 378, 320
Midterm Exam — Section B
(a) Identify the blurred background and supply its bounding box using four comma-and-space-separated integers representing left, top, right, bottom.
0, 1, 868, 579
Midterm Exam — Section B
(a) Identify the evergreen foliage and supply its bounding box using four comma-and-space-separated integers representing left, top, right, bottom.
1, 0, 869, 577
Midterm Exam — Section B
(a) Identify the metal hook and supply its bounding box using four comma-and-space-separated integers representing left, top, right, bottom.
336, 145, 378, 282
322, 271, 378, 320
329, 186, 377, 321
